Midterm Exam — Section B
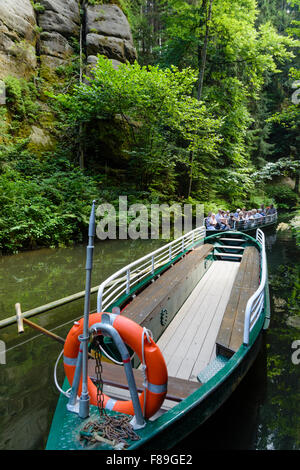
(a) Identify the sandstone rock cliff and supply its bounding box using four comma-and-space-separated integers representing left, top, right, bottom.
85, 4, 137, 67
0, 0, 137, 81
38, 0, 81, 69
0, 0, 37, 79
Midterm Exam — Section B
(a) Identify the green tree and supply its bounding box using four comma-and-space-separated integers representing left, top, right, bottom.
51, 56, 222, 196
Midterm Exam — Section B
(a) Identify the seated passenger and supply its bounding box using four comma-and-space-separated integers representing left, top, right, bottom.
236, 211, 245, 229
216, 209, 229, 230
227, 213, 236, 229
252, 209, 261, 219
260, 204, 266, 216
257, 209, 264, 218
205, 212, 217, 230
267, 204, 276, 215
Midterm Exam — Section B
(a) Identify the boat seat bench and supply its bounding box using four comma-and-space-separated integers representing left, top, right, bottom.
88, 360, 202, 403
216, 246, 260, 358
120, 243, 214, 342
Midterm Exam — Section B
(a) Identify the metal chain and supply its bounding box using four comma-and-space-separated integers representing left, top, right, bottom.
80, 336, 141, 448
94, 336, 106, 417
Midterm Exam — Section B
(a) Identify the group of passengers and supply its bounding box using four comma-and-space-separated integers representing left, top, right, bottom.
205, 204, 277, 231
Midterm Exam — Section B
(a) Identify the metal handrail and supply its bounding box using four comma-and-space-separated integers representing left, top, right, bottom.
234, 211, 277, 231
97, 226, 206, 312
205, 211, 277, 231
243, 228, 267, 345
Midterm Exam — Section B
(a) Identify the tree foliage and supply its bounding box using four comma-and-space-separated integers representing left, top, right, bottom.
52, 56, 222, 195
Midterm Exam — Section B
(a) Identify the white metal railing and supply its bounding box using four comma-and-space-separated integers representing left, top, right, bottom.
205, 211, 277, 231
97, 226, 206, 312
243, 228, 267, 345
234, 211, 277, 231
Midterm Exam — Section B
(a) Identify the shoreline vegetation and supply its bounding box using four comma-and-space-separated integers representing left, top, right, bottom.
289, 210, 300, 246
0, 1, 299, 254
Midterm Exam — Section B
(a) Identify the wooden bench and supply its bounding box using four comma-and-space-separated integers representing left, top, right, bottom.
216, 246, 260, 358
120, 243, 214, 344
88, 360, 202, 403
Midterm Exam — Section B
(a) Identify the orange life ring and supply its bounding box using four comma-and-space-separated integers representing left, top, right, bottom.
63, 312, 168, 419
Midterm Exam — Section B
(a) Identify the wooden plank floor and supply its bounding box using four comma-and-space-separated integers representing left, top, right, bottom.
156, 261, 240, 382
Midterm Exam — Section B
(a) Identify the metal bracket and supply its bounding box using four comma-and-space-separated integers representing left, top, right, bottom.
160, 308, 168, 326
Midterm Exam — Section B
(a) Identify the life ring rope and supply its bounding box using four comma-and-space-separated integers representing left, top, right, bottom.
141, 327, 153, 416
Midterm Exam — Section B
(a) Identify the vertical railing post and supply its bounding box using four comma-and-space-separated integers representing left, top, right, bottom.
126, 269, 130, 295
79, 200, 96, 419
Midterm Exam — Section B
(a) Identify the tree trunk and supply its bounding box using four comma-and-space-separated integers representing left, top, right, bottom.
188, 0, 214, 197
79, 17, 84, 169
197, 0, 213, 101
294, 171, 300, 194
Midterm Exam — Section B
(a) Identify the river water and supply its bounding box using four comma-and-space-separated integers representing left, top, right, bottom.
0, 222, 299, 450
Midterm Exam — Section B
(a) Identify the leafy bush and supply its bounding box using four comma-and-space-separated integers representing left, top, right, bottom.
265, 183, 299, 209
0, 149, 99, 253
32, 2, 45, 12
202, 198, 230, 215
4, 76, 40, 122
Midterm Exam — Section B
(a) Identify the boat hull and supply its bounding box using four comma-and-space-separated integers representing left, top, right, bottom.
133, 330, 264, 449
46, 229, 270, 450
46, 314, 266, 450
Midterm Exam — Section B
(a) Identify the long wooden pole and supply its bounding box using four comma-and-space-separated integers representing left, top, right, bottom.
15, 303, 65, 345
0, 287, 98, 330
15, 303, 94, 357
1, 260, 168, 330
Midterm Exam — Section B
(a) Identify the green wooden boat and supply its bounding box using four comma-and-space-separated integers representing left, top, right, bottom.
46, 225, 270, 450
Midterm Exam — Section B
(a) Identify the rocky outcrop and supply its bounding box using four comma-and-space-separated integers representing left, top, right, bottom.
0, 1, 137, 155
85, 4, 137, 67
38, 0, 81, 38
0, 0, 37, 79
0, 1, 137, 80
38, 0, 81, 70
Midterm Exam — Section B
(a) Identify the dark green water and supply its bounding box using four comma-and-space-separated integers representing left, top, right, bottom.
0, 225, 299, 450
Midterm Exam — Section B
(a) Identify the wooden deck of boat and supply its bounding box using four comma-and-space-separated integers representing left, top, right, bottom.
89, 246, 261, 413
156, 260, 240, 382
